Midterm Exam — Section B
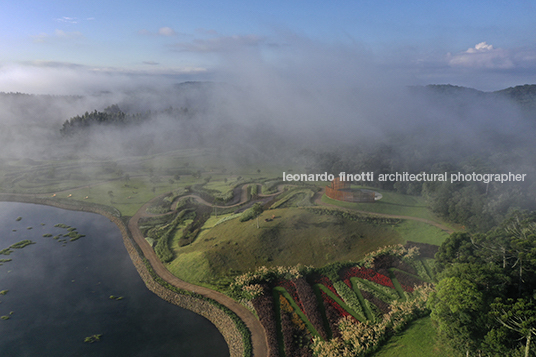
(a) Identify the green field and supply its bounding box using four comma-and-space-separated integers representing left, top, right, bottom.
374, 317, 452, 357
166, 207, 405, 287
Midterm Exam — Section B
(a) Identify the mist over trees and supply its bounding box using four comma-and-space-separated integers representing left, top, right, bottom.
1, 82, 536, 232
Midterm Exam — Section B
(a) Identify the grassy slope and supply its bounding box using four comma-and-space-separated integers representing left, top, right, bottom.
168, 208, 404, 286
374, 316, 452, 357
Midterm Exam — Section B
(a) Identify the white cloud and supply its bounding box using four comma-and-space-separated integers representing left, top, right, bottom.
55, 16, 78, 24
467, 42, 494, 53
158, 27, 176, 36
448, 42, 514, 69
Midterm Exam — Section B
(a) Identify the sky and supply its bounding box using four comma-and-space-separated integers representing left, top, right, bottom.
1, 0, 536, 93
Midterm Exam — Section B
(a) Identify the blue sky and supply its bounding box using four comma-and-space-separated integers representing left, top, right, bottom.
2, 0, 536, 93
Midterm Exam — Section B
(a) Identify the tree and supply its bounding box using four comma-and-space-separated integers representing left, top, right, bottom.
491, 298, 536, 357
429, 276, 487, 355
435, 232, 478, 266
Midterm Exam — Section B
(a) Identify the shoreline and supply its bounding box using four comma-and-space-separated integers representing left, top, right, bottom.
0, 194, 257, 357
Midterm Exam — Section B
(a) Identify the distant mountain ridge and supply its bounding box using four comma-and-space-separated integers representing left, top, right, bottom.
412, 83, 536, 108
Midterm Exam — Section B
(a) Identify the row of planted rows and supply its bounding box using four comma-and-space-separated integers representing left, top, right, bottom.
251, 254, 436, 357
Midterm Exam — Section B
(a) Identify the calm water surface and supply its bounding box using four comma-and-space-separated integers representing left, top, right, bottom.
0, 202, 229, 357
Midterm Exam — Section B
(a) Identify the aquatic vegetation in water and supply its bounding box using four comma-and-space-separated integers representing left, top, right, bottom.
10, 240, 36, 249
15, 217, 22, 221
48, 224, 86, 244
84, 334, 102, 343
0, 240, 36, 255
54, 223, 71, 229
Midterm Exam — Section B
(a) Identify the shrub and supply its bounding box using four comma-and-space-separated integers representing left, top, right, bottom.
239, 203, 263, 222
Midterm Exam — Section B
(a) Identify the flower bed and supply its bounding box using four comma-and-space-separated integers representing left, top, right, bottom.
275, 279, 305, 314
360, 290, 391, 315
350, 277, 399, 302
252, 285, 280, 357
333, 280, 366, 319
391, 270, 419, 293
279, 296, 299, 357
313, 276, 343, 299
294, 278, 328, 340
340, 267, 395, 289
320, 290, 351, 319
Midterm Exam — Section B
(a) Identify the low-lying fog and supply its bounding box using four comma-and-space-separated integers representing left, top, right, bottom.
0, 39, 535, 177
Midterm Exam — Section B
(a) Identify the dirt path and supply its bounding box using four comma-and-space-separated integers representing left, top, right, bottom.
312, 188, 454, 234
173, 183, 286, 210
130, 196, 269, 357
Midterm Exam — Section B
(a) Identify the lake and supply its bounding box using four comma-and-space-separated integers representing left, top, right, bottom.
0, 202, 229, 357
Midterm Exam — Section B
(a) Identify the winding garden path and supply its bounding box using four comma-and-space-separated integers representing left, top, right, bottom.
129, 196, 269, 357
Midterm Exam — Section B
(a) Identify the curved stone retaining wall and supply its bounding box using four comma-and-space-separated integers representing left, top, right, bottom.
0, 194, 246, 357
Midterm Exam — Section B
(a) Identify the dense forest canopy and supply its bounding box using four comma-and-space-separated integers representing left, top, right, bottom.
429, 211, 536, 356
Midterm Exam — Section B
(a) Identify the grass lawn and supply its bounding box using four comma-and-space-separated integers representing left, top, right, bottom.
393, 220, 450, 245
374, 316, 452, 357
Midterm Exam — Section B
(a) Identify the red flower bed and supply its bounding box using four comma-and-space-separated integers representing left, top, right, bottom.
313, 276, 343, 299
275, 279, 305, 314
321, 290, 351, 318
340, 267, 395, 289
343, 278, 352, 289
